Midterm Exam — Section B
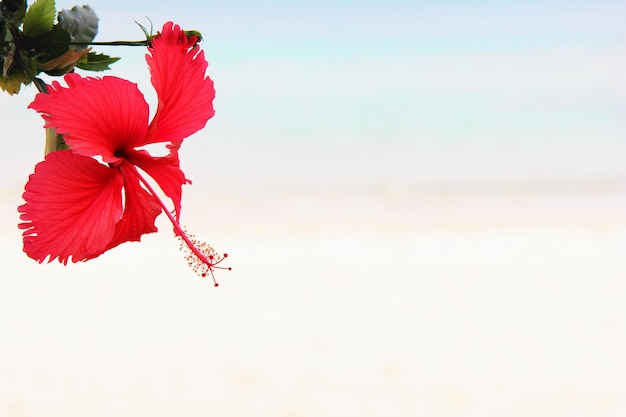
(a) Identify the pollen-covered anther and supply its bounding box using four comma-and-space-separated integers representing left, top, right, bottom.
177, 227, 231, 286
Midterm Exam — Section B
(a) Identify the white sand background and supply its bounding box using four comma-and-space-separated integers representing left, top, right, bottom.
1, 156, 625, 416
0, 195, 625, 416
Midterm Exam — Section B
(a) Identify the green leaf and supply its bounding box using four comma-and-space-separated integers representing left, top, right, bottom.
0, 68, 29, 95
58, 5, 99, 48
40, 47, 89, 75
3, 0, 26, 13
1, 31, 16, 77
2, 0, 27, 24
22, 0, 56, 37
76, 52, 120, 71
23, 24, 71, 63
18, 50, 39, 78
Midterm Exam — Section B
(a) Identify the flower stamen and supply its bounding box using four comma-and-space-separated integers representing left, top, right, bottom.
123, 162, 230, 285
178, 228, 230, 286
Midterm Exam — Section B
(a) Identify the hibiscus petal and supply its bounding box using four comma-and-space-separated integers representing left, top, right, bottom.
89, 164, 162, 258
145, 21, 215, 145
125, 144, 190, 220
18, 150, 124, 264
28, 74, 150, 163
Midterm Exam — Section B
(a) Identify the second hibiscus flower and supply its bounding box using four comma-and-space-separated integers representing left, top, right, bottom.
18, 22, 229, 284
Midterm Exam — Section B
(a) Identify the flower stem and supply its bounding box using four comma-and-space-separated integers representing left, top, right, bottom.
33, 78, 48, 93
69, 40, 150, 47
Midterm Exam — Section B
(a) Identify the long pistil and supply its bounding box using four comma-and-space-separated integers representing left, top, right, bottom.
123, 162, 229, 285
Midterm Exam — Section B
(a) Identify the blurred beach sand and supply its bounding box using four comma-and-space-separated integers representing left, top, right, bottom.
1, 183, 625, 416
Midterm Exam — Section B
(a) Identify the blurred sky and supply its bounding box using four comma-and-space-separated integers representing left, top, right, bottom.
4, 0, 626, 198
91, 0, 626, 230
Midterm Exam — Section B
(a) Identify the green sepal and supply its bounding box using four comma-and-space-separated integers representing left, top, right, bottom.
76, 52, 120, 71
22, 0, 56, 37
184, 30, 203, 41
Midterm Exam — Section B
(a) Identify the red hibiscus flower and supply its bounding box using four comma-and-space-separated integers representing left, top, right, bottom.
18, 22, 228, 285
